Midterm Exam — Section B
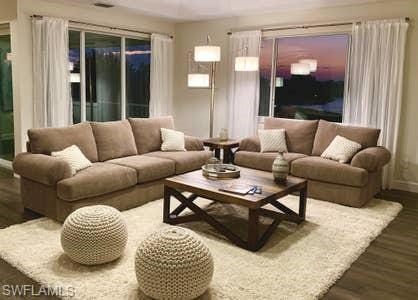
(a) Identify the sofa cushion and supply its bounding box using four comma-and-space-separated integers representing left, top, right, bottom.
291, 156, 368, 187
321, 135, 362, 163
235, 151, 306, 172
57, 162, 137, 201
107, 155, 176, 183
239, 136, 261, 152
145, 151, 212, 174
312, 120, 381, 156
28, 122, 98, 162
51, 145, 92, 175
258, 129, 287, 153
161, 128, 186, 152
184, 136, 204, 151
91, 120, 138, 161
129, 116, 175, 154
264, 118, 318, 155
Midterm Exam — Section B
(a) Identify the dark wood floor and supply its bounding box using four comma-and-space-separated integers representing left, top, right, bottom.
0, 170, 417, 299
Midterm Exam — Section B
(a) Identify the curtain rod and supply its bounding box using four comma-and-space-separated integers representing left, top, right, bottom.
31, 15, 174, 39
227, 17, 410, 35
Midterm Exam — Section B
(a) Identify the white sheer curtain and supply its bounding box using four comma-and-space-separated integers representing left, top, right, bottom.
149, 34, 173, 117
343, 19, 409, 189
227, 30, 261, 139
32, 17, 71, 128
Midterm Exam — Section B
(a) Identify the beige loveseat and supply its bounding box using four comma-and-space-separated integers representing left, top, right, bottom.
13, 116, 212, 222
235, 118, 391, 207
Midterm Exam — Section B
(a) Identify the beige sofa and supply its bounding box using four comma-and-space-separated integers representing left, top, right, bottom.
13, 116, 212, 222
235, 118, 391, 207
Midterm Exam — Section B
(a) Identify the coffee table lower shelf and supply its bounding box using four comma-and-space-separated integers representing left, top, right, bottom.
163, 185, 307, 252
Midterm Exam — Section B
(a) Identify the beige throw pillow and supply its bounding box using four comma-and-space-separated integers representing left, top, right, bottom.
51, 145, 92, 175
161, 128, 186, 152
258, 129, 288, 153
321, 135, 362, 163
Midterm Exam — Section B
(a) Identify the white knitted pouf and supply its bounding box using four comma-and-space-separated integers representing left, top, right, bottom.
135, 227, 214, 300
61, 205, 128, 265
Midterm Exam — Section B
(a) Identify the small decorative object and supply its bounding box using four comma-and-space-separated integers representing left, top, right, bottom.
219, 128, 229, 141
272, 152, 289, 183
61, 205, 128, 265
205, 156, 221, 168
202, 163, 240, 178
135, 227, 214, 300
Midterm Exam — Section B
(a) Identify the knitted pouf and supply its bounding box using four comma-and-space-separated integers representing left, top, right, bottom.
61, 205, 128, 265
135, 227, 214, 300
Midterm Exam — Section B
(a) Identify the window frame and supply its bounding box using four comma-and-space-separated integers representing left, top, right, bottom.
259, 25, 352, 124
0, 25, 14, 168
69, 25, 151, 122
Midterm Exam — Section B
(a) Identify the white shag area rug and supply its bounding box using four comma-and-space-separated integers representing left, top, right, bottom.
0, 196, 402, 300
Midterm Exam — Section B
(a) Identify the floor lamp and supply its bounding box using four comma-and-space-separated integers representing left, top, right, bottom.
192, 36, 220, 138
188, 38, 260, 138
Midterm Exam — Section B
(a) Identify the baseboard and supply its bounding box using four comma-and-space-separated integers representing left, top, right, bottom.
392, 180, 418, 194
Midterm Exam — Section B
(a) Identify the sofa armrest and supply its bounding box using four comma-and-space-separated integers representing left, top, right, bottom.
239, 136, 261, 152
184, 136, 204, 151
13, 153, 72, 186
351, 146, 391, 172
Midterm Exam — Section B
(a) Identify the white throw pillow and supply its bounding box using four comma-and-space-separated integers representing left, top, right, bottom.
321, 135, 362, 163
258, 129, 288, 153
51, 145, 92, 175
161, 128, 186, 152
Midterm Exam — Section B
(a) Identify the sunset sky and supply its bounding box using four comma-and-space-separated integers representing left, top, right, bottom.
260, 34, 349, 82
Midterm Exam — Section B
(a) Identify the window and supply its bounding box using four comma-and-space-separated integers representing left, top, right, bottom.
69, 30, 151, 123
69, 31, 81, 124
126, 38, 151, 118
0, 32, 14, 161
259, 34, 349, 122
85, 32, 121, 122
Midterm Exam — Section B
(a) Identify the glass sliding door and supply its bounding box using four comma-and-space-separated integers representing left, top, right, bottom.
0, 31, 14, 161
125, 38, 151, 118
69, 30, 81, 124
85, 32, 121, 122
259, 38, 273, 117
68, 30, 152, 122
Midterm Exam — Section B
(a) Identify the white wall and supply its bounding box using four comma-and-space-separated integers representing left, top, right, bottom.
11, 0, 175, 154
173, 0, 418, 192
0, 0, 17, 22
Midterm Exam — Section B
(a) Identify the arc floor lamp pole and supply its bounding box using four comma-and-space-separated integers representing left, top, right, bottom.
209, 61, 216, 138
193, 35, 221, 138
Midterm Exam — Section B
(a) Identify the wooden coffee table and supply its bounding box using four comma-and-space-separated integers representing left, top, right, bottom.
163, 167, 307, 251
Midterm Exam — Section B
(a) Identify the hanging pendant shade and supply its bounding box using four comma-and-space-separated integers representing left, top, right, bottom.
187, 73, 210, 88
298, 59, 317, 72
291, 63, 310, 75
70, 73, 81, 83
194, 46, 221, 62
275, 77, 284, 87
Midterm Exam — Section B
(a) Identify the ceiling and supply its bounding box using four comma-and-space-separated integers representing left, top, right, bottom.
50, 0, 389, 22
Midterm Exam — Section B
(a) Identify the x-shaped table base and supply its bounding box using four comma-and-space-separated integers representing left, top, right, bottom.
163, 185, 307, 251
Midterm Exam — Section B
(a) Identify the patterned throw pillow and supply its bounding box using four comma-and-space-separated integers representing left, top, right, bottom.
258, 129, 288, 153
51, 145, 92, 175
321, 135, 362, 163
161, 128, 186, 152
